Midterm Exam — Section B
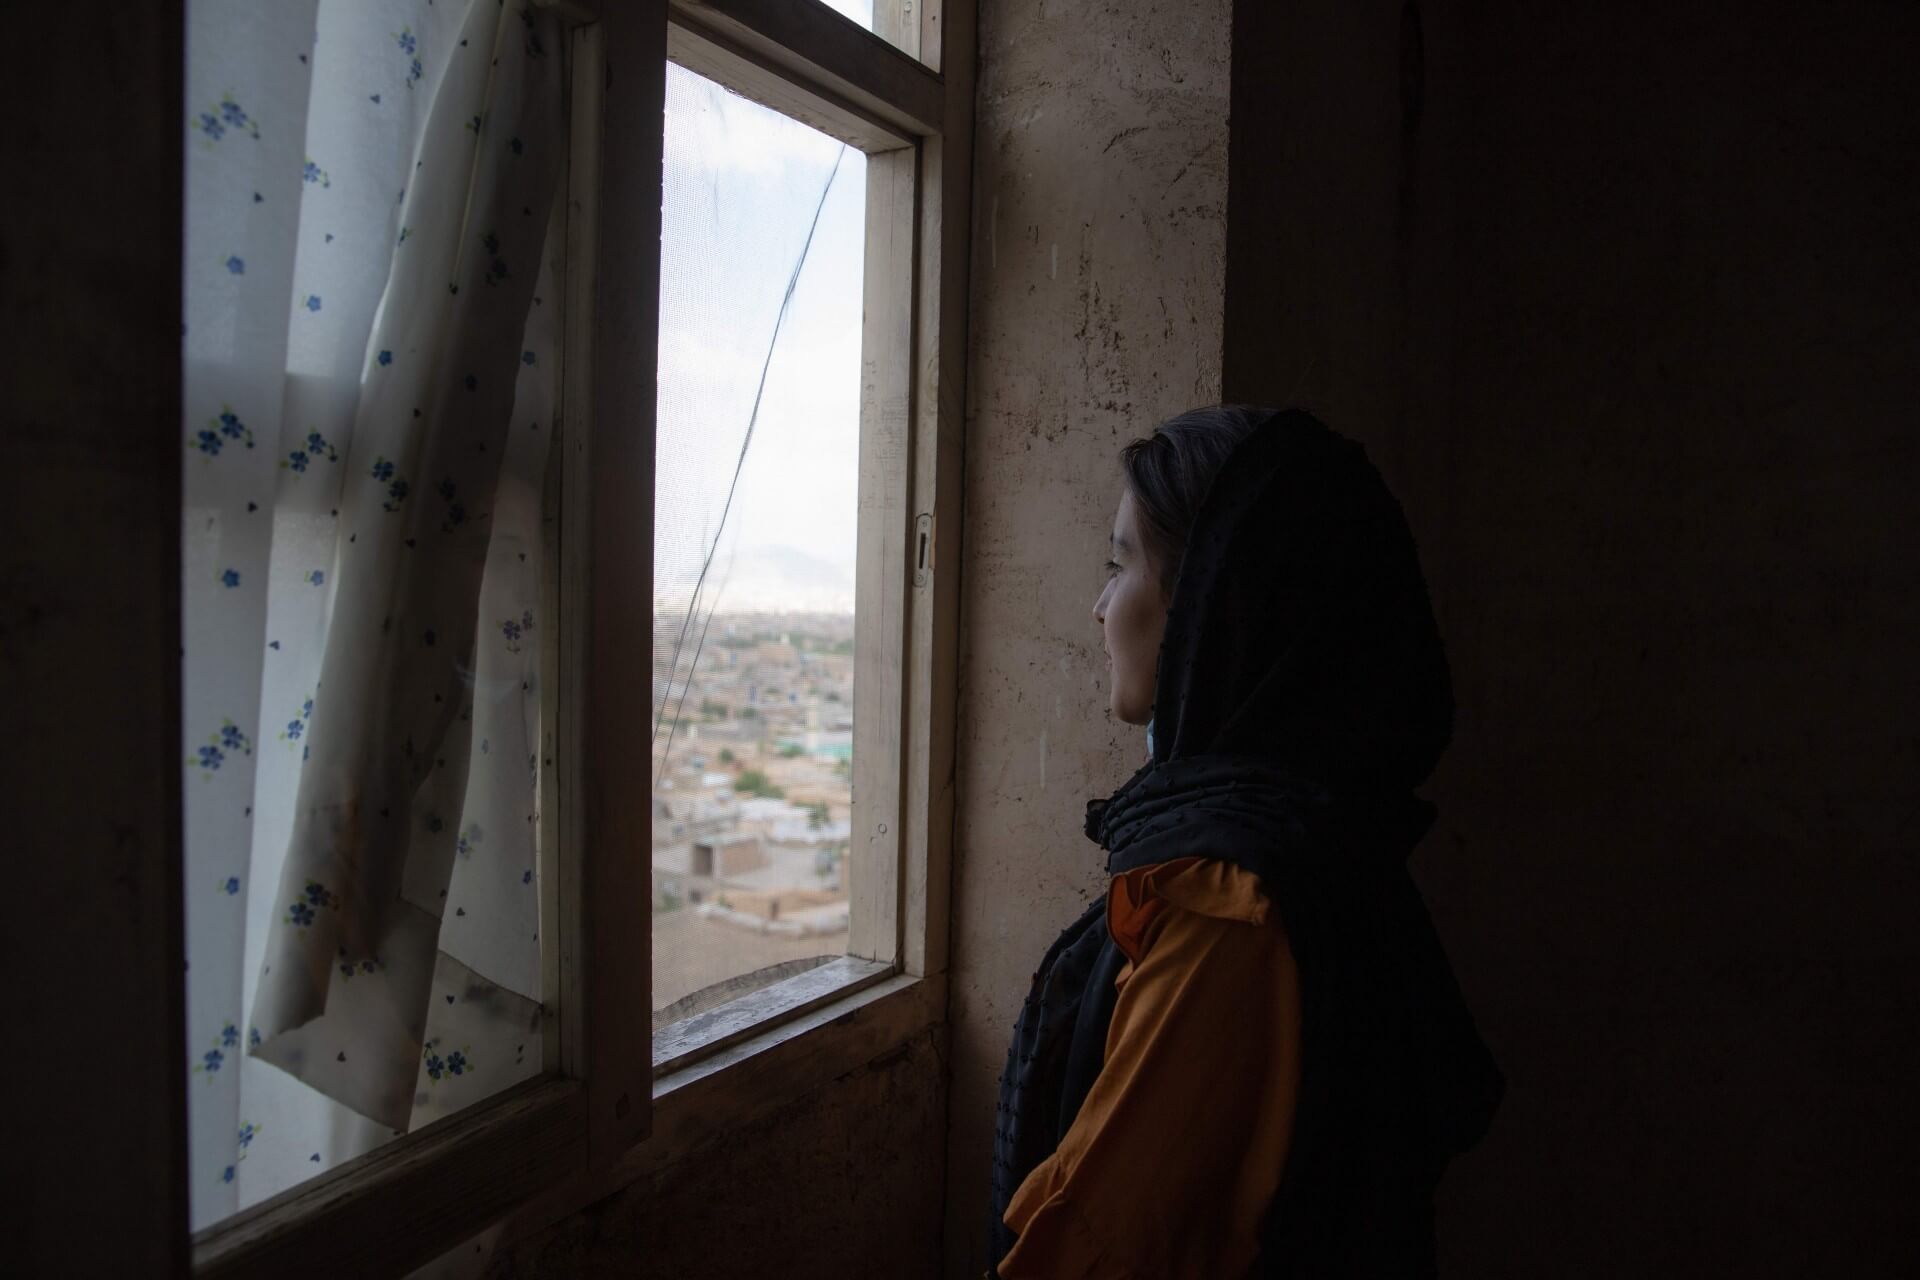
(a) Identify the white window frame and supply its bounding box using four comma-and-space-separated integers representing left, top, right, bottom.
186, 1, 972, 1274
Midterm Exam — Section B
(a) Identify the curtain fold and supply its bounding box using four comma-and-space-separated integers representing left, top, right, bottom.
183, 0, 563, 1228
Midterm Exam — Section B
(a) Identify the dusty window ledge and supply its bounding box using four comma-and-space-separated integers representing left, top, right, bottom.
651, 954, 896, 1077
651, 953, 841, 1032
637, 966, 942, 1177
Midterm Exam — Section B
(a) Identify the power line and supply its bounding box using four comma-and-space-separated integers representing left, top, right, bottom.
654, 144, 848, 786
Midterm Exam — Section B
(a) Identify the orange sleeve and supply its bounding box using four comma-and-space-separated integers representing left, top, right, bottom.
998, 861, 1302, 1280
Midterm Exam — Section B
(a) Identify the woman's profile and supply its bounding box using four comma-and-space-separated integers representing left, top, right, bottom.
987, 406, 1504, 1278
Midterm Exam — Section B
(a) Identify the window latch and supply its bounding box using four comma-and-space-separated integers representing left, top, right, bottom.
914, 513, 933, 588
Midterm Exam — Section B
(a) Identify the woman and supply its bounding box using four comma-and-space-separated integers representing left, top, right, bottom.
988, 407, 1504, 1278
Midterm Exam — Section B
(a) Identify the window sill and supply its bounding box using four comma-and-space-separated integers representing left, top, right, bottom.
651, 954, 895, 1077
639, 962, 941, 1175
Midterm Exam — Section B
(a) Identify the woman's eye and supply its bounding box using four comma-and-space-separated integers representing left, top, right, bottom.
1103, 560, 1122, 579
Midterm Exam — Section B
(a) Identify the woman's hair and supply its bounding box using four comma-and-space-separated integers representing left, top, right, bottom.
1119, 405, 1271, 594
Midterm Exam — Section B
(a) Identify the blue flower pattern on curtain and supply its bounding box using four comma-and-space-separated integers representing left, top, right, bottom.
182, 0, 561, 1229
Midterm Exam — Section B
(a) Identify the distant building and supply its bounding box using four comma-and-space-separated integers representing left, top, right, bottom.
654, 792, 736, 846
692, 832, 765, 878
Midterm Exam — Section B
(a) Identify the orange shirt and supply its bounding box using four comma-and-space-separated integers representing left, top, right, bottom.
998, 857, 1303, 1280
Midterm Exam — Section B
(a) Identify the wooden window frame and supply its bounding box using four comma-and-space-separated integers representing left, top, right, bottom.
182, 1, 972, 1276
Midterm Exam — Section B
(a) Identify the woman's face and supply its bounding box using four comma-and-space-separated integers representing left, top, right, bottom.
1093, 488, 1170, 726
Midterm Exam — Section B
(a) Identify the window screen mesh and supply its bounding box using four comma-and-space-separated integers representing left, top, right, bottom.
650, 64, 865, 1018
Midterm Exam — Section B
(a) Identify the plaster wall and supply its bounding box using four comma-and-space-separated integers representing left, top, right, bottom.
941, 2, 1233, 1275
489, 1030, 946, 1278
1223, 2, 1920, 1274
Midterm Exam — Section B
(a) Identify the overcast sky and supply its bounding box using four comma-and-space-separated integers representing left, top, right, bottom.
654, 1, 876, 615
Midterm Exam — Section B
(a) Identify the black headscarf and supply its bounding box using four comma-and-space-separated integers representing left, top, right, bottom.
988, 408, 1504, 1276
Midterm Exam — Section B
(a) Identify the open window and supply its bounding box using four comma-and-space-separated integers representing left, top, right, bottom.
182, 1, 969, 1273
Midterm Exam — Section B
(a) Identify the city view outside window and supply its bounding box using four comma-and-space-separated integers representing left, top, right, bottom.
651, 62, 867, 1025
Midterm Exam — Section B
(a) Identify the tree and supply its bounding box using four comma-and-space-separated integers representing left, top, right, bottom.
779, 742, 804, 758
805, 801, 829, 830
717, 747, 734, 765
733, 769, 784, 799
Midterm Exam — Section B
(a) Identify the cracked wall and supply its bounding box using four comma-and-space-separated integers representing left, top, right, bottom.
942, 2, 1232, 1274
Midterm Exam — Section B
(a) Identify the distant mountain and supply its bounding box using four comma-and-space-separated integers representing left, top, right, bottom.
709, 543, 855, 613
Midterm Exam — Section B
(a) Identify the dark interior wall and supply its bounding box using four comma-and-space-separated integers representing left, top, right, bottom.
1225, 2, 1920, 1274
489, 1030, 947, 1279
2, 1, 188, 1274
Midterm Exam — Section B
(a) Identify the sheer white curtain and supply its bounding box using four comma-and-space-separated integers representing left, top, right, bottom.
183, 0, 563, 1228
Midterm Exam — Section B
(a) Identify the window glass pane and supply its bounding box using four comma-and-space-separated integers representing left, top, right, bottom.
181, 0, 562, 1228
818, 0, 929, 66
818, 0, 874, 26
652, 64, 865, 1024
